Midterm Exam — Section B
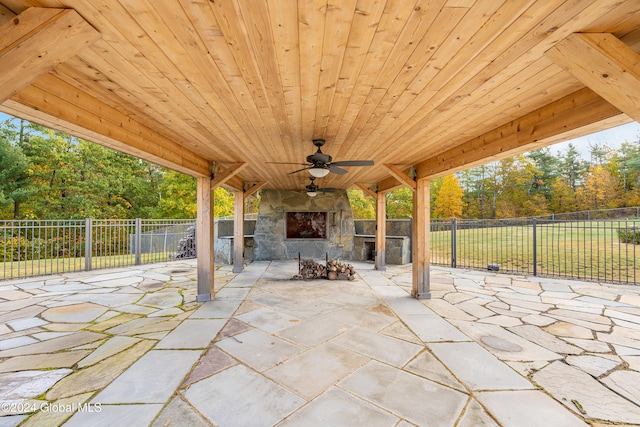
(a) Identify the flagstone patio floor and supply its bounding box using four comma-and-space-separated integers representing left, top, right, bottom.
1, 260, 640, 426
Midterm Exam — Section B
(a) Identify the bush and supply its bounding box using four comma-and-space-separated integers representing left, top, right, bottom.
618, 227, 640, 245
0, 236, 49, 261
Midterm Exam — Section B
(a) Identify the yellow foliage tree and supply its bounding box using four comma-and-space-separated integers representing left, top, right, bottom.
347, 190, 375, 219
433, 174, 464, 218
549, 177, 577, 213
576, 165, 621, 210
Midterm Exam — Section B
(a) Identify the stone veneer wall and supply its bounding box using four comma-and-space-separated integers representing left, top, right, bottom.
253, 190, 355, 261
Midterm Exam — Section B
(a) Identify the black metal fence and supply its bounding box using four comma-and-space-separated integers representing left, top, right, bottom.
430, 216, 640, 284
1, 219, 195, 280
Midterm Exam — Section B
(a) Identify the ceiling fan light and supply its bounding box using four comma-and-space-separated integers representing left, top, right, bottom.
309, 167, 330, 178
307, 191, 318, 197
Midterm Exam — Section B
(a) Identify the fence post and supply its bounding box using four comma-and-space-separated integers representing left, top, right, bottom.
85, 218, 92, 271
451, 218, 457, 268
532, 218, 537, 277
135, 218, 142, 265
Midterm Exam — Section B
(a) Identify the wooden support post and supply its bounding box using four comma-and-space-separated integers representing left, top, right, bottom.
375, 191, 386, 271
233, 189, 245, 273
196, 177, 215, 301
412, 177, 431, 299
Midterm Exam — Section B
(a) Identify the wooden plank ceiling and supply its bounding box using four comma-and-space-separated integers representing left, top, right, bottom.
1, 0, 639, 192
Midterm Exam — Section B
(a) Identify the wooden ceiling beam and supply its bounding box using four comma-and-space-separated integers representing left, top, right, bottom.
244, 181, 267, 197
0, 8, 100, 103
5, 75, 212, 178
376, 176, 405, 194
414, 88, 623, 180
546, 33, 640, 123
220, 176, 243, 193
383, 164, 416, 191
211, 163, 248, 190
355, 182, 377, 199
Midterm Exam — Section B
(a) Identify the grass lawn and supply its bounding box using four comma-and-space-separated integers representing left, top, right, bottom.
431, 220, 640, 284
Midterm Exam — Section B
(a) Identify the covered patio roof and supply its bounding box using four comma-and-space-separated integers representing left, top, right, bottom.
1, 1, 639, 192
2, 1, 639, 301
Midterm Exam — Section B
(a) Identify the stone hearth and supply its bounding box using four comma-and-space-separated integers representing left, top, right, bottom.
253, 190, 355, 261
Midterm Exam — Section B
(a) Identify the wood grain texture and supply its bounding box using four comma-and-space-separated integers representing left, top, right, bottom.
546, 32, 640, 123
0, 0, 636, 191
0, 8, 100, 102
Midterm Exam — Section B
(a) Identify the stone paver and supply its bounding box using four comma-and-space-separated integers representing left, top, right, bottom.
184, 364, 304, 427
0, 260, 640, 425
339, 360, 467, 426
155, 319, 225, 349
477, 390, 587, 427
93, 350, 201, 403
429, 341, 533, 391
279, 387, 399, 426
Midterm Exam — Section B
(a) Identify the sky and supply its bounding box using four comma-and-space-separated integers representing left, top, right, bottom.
1, 112, 639, 160
550, 121, 640, 159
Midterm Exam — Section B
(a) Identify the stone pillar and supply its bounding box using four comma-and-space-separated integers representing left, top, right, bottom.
196, 177, 215, 301
412, 177, 431, 299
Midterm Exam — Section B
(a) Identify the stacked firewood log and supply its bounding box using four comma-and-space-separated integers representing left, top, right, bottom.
293, 258, 327, 279
327, 259, 356, 281
292, 258, 356, 280
174, 226, 196, 259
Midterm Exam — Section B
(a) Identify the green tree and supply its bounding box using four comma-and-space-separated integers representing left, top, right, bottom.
459, 166, 488, 218
0, 136, 34, 219
616, 141, 640, 206
214, 187, 235, 218
433, 175, 464, 218
589, 142, 611, 166
347, 190, 375, 219
526, 148, 559, 199
560, 143, 587, 191
386, 187, 413, 218
157, 170, 196, 218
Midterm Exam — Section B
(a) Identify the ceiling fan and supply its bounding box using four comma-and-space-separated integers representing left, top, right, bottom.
271, 139, 374, 177
305, 177, 335, 197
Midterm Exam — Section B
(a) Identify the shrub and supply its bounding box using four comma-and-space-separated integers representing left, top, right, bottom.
617, 227, 640, 245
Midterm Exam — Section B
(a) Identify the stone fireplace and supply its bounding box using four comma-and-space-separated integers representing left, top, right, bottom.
253, 190, 355, 261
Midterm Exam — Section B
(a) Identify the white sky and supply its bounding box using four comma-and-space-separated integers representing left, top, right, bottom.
550, 121, 640, 159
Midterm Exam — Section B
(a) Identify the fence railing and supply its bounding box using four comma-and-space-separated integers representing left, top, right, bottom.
1, 219, 196, 280
3, 215, 640, 284
430, 217, 640, 284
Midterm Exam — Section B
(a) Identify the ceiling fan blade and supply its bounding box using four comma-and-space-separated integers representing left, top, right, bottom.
319, 188, 337, 192
266, 162, 309, 165
330, 160, 374, 167
289, 166, 312, 174
328, 165, 348, 175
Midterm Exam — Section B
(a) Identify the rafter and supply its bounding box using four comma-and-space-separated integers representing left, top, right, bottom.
244, 181, 267, 197
546, 33, 640, 123
383, 164, 416, 191
355, 182, 377, 199
220, 176, 244, 192
414, 88, 623, 179
211, 163, 248, 190
376, 176, 405, 194
0, 8, 100, 103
